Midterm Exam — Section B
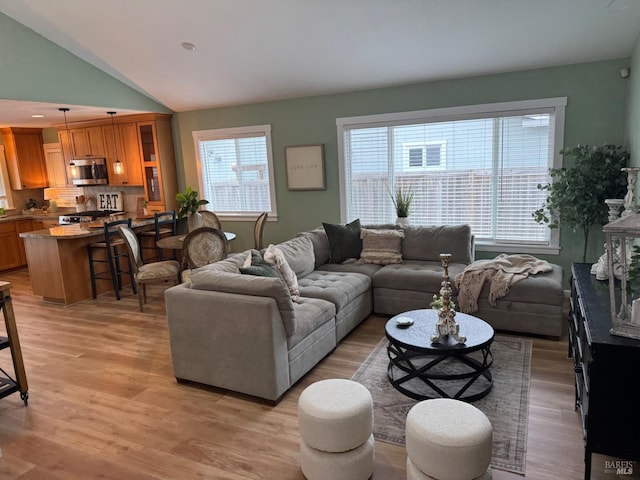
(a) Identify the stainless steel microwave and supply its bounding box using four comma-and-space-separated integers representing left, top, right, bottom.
71, 158, 108, 186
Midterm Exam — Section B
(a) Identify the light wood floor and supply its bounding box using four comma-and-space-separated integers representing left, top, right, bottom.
0, 268, 635, 479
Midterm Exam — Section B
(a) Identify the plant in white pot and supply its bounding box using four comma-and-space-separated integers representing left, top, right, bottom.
176, 187, 209, 232
390, 186, 414, 225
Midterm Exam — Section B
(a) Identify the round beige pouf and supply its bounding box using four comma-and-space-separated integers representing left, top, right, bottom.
300, 434, 375, 480
298, 379, 373, 453
406, 398, 492, 480
406, 457, 493, 480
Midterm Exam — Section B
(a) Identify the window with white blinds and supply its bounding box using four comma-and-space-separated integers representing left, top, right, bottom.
193, 125, 277, 219
337, 98, 566, 252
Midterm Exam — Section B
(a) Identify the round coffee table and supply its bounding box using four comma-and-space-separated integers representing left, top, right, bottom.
385, 309, 494, 402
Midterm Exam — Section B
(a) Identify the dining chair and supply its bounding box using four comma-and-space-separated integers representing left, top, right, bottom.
88, 218, 136, 300
117, 224, 181, 312
200, 210, 222, 230
138, 211, 177, 261
254, 212, 269, 250
181, 227, 229, 280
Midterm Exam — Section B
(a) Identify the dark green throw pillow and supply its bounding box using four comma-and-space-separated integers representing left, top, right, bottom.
240, 265, 280, 278
322, 219, 362, 264
240, 251, 280, 277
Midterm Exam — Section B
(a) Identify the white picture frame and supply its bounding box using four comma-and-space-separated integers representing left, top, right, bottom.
285, 144, 325, 191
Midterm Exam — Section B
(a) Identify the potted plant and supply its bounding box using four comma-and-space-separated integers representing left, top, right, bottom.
532, 144, 629, 262
389, 185, 414, 224
176, 187, 209, 231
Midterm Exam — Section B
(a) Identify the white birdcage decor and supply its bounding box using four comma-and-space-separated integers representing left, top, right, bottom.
603, 212, 640, 340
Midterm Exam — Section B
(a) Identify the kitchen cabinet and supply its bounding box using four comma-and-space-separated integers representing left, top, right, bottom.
54, 114, 176, 203
0, 127, 48, 190
43, 143, 71, 187
138, 118, 178, 213
103, 123, 143, 186
0, 222, 21, 271
68, 126, 105, 159
14, 220, 33, 266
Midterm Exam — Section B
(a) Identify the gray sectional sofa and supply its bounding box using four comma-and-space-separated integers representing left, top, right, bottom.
164, 223, 563, 403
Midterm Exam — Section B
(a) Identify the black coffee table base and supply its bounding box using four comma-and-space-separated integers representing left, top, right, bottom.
387, 340, 493, 401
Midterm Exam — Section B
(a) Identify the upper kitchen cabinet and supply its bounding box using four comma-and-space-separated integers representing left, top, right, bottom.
43, 143, 71, 187
137, 117, 178, 213
0, 127, 48, 189
68, 126, 105, 159
103, 123, 143, 186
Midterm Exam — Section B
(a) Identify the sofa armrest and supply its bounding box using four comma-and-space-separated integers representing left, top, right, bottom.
165, 283, 291, 402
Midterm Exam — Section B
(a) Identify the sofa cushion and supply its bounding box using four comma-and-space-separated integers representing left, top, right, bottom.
360, 228, 404, 265
276, 236, 315, 278
323, 219, 362, 264
402, 225, 473, 264
264, 244, 300, 299
298, 270, 371, 313
189, 269, 297, 338
372, 260, 468, 295
288, 297, 336, 350
297, 227, 330, 268
318, 260, 383, 278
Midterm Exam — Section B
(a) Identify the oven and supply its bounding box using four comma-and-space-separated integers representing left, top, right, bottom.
71, 158, 109, 186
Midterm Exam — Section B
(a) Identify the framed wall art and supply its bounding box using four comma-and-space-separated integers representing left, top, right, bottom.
285, 144, 326, 191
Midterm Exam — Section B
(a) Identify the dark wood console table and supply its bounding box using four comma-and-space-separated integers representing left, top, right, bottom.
569, 263, 640, 480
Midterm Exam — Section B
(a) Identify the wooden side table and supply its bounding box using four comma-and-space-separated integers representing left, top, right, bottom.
0, 281, 28, 405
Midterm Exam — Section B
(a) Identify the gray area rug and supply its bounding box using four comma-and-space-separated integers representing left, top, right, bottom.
351, 334, 531, 475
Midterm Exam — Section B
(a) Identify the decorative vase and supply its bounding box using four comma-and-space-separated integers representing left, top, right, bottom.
396, 216, 409, 226
187, 211, 203, 232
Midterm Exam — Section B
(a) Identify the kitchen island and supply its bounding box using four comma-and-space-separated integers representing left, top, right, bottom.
20, 215, 156, 305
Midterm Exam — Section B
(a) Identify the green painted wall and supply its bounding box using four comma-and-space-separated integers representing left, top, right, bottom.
627, 34, 640, 167
0, 13, 169, 113
175, 59, 629, 281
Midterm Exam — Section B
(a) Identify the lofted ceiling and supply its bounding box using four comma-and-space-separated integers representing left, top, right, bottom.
1, 0, 640, 128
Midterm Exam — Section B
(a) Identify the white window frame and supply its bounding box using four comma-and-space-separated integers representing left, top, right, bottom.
0, 146, 15, 210
193, 124, 278, 221
402, 140, 447, 171
336, 98, 567, 255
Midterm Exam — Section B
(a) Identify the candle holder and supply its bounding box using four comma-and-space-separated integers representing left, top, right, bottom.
431, 253, 466, 345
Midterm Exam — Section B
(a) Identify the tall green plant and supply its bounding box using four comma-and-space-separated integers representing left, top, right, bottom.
532, 144, 629, 262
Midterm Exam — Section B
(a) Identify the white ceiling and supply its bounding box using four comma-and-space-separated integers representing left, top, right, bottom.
1, 0, 640, 128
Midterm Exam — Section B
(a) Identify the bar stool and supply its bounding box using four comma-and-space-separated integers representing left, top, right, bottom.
138, 211, 177, 262
88, 218, 137, 300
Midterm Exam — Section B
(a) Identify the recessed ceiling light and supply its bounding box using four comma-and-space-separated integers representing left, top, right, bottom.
181, 42, 197, 52
31, 114, 44, 118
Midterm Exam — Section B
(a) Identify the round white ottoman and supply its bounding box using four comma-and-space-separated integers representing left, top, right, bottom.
406, 398, 492, 480
406, 457, 492, 480
298, 379, 373, 453
301, 434, 375, 480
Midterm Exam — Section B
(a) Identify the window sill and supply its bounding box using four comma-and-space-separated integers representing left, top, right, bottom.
475, 242, 560, 256
217, 213, 278, 222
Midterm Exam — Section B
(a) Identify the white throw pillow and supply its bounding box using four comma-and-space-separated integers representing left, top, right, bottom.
263, 244, 300, 300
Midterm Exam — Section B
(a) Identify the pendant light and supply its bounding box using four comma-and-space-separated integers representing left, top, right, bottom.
59, 107, 78, 178
108, 111, 123, 175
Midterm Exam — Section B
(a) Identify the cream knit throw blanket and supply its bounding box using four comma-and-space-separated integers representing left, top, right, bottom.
455, 254, 552, 313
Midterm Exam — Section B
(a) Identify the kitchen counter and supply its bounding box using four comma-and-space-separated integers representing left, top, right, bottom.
19, 214, 156, 239
20, 213, 159, 305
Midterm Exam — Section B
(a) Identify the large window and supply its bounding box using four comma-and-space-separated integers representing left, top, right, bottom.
193, 125, 277, 220
337, 98, 566, 253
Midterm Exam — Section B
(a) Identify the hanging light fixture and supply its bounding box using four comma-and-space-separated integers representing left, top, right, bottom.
59, 107, 78, 178
107, 111, 123, 175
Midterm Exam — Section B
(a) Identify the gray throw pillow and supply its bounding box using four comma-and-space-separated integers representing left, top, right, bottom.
239, 251, 280, 278
322, 219, 362, 264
